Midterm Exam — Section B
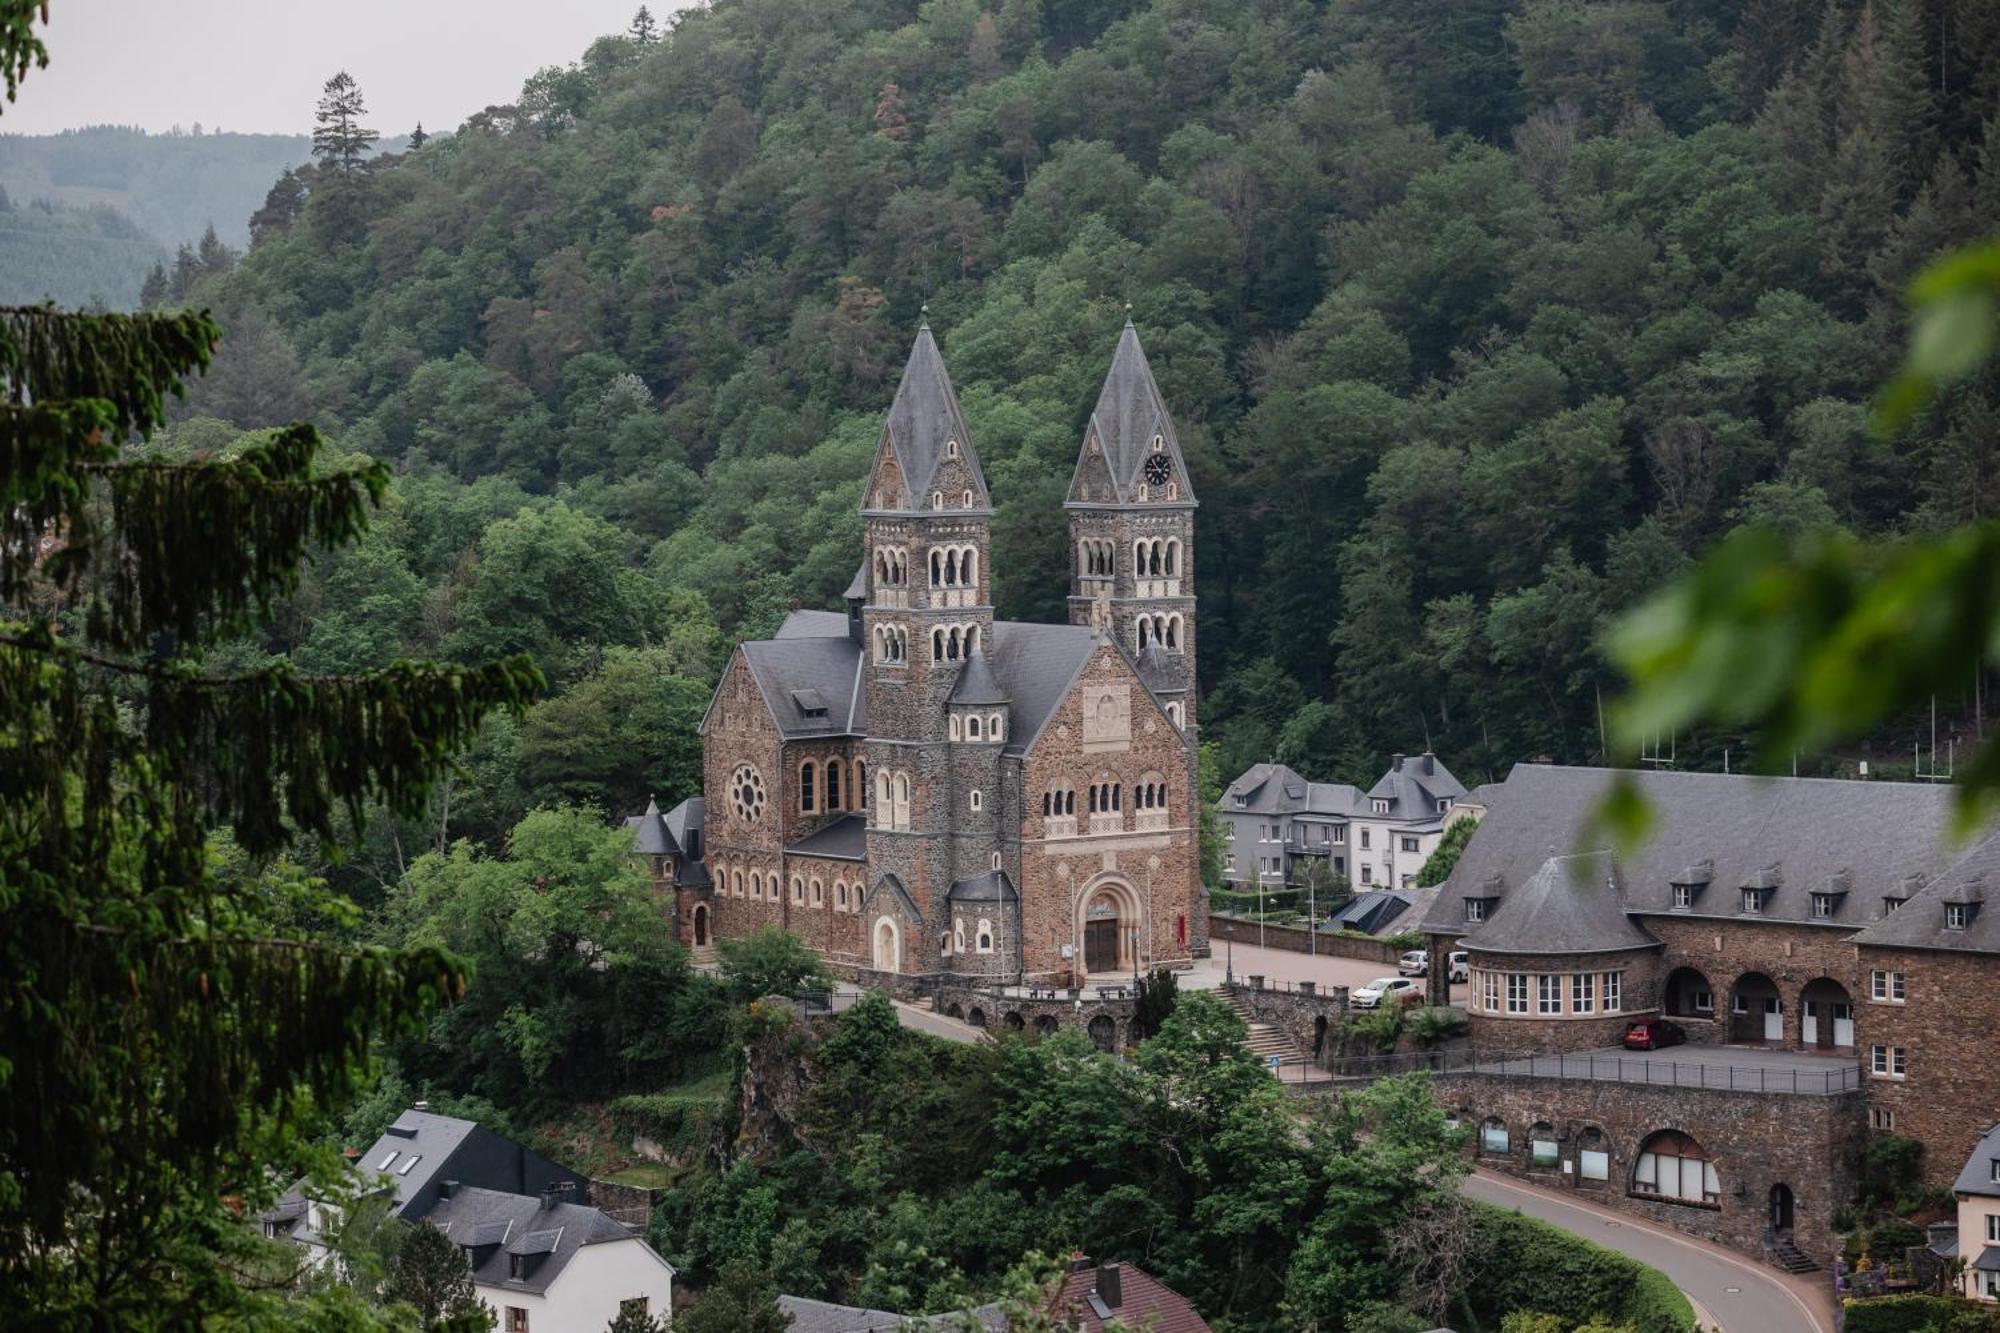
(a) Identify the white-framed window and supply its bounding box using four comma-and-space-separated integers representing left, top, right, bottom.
1480, 1118, 1510, 1154
1481, 971, 1500, 1013
1871, 1106, 1896, 1130
1371, 799, 1389, 814
1811, 893, 1835, 919
1884, 895, 1906, 914
1465, 898, 1486, 923
1579, 1144, 1609, 1181
1947, 903, 1971, 930
1224, 854, 1236, 871
1991, 1158, 2000, 1186
1537, 974, 1561, 1015
1870, 970, 1906, 1002
1672, 884, 1693, 910
1530, 1125, 1559, 1168
1603, 971, 1622, 1013
1633, 1130, 1721, 1205
1572, 972, 1596, 1014
969, 789, 983, 811
977, 918, 993, 953
811, 878, 824, 907
1400, 836, 1419, 853
1360, 829, 1372, 848
1740, 888, 1764, 914
1989, 1213, 2000, 1242
1692, 988, 1713, 1013
991, 851, 1002, 870
1360, 865, 1373, 884
1870, 1045, 1907, 1079
1506, 973, 1529, 1014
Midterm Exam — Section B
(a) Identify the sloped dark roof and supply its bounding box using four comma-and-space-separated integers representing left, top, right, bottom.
623, 795, 680, 857
276, 1109, 587, 1227
988, 620, 1099, 756
863, 872, 925, 927
843, 560, 868, 602
1366, 753, 1468, 818
1051, 1262, 1212, 1333
1069, 320, 1195, 507
948, 870, 1018, 903
739, 628, 866, 739
1951, 1124, 2000, 1198
1457, 852, 1662, 956
1132, 639, 1178, 693
1422, 765, 1967, 938
949, 641, 1010, 705
1327, 890, 1412, 935
775, 609, 851, 639
876, 322, 990, 510
1852, 831, 2000, 955
664, 797, 708, 886
429, 1185, 663, 1296
776, 1296, 1006, 1332
787, 814, 868, 862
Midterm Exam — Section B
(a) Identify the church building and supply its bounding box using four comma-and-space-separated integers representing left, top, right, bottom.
630, 317, 1205, 986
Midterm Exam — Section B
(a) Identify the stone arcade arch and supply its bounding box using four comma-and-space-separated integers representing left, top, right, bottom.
1033, 1014, 1059, 1036
1632, 1129, 1721, 1206
1730, 972, 1782, 1042
1800, 977, 1855, 1049
1662, 966, 1714, 1019
1087, 1014, 1117, 1052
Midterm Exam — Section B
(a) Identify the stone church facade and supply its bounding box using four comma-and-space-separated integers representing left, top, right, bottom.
631, 318, 1205, 986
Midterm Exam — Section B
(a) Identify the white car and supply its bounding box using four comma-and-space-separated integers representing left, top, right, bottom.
1352, 976, 1421, 1009
1397, 950, 1428, 976
1447, 951, 1469, 983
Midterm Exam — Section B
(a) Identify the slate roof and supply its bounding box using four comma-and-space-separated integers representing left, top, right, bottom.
949, 641, 1010, 705
623, 795, 680, 857
875, 322, 990, 510
1951, 1124, 2000, 1198
843, 560, 868, 601
1070, 319, 1196, 507
428, 1185, 659, 1296
1367, 753, 1469, 820
983, 620, 1099, 756
948, 869, 1018, 903
1221, 757, 1462, 825
1454, 852, 1663, 956
1421, 765, 1970, 942
739, 624, 867, 739
788, 814, 868, 862
776, 1296, 1006, 1331
1327, 890, 1414, 935
1851, 828, 2000, 955
1051, 1262, 1212, 1333
664, 797, 708, 886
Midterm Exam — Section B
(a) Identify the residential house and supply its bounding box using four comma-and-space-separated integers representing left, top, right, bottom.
1954, 1124, 2000, 1300
777, 1258, 1207, 1333
1218, 753, 1468, 893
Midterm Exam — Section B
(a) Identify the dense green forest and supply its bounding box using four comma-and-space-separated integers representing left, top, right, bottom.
0, 182, 161, 304
174, 0, 2000, 837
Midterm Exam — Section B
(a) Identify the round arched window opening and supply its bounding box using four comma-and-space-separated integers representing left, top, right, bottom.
730, 765, 766, 821
1632, 1129, 1720, 1206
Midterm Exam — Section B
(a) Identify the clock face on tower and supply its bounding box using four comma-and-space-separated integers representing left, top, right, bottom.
1142, 452, 1172, 486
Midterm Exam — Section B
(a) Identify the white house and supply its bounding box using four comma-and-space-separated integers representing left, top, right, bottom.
1954, 1123, 2000, 1300
1218, 752, 1470, 895
429, 1183, 675, 1333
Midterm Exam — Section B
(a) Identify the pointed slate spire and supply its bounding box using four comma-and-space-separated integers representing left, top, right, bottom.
876, 314, 990, 511
1070, 317, 1193, 505
948, 637, 1009, 704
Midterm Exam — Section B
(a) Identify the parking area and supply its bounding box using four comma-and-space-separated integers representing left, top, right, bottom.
1183, 939, 1427, 999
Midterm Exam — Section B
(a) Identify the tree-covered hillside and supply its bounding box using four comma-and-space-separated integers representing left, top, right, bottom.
0, 183, 162, 304
0, 124, 312, 247
189, 0, 2000, 797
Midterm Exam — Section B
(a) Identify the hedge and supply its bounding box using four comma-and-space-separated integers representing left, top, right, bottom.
1843, 1294, 2000, 1332
1462, 1202, 1696, 1333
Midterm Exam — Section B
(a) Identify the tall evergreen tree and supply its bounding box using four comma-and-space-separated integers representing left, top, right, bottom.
384, 1223, 489, 1327
629, 5, 658, 44
0, 9, 539, 1319
312, 69, 376, 174
409, 120, 428, 150
137, 260, 168, 309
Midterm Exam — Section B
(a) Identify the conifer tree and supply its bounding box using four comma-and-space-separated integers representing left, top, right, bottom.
249, 167, 308, 246
0, 6, 539, 1318
138, 260, 168, 309
409, 120, 429, 150
385, 1223, 488, 1326
629, 5, 658, 45
313, 69, 376, 174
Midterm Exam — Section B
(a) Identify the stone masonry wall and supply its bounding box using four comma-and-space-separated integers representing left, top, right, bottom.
1434, 1071, 1867, 1264
701, 652, 786, 944
1209, 915, 1404, 964
1639, 915, 1864, 1047
1853, 943, 2000, 1188
1461, 946, 1662, 1057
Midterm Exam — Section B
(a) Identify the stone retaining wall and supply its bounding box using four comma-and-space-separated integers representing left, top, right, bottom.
931, 982, 1137, 1050
1210, 915, 1404, 964
1433, 1069, 1866, 1264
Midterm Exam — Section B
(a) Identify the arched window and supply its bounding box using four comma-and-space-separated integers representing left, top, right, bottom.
855, 760, 866, 806
801, 762, 816, 813
962, 489, 973, 507
810, 878, 823, 907
950, 714, 962, 741
991, 851, 1002, 870
967, 714, 982, 740
836, 881, 848, 910
732, 869, 744, 898
1165, 615, 1180, 650
825, 760, 842, 811
1576, 1128, 1609, 1182
1166, 539, 1180, 575
931, 490, 943, 509
1480, 1118, 1510, 1155
946, 439, 959, 459
977, 919, 993, 953
953, 920, 966, 954
892, 772, 911, 830
791, 875, 805, 904
1042, 792, 1051, 816
1137, 618, 1152, 650
876, 769, 893, 827
969, 789, 983, 811
1166, 701, 1184, 727
987, 712, 1001, 739
1633, 1130, 1720, 1205
1530, 1122, 1559, 1168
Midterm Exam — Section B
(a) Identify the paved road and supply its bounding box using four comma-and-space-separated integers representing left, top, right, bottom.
1463, 1170, 1832, 1333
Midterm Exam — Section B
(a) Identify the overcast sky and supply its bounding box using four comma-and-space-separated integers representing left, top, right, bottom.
5, 1, 686, 137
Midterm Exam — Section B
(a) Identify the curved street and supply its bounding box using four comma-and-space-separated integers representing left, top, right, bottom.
1463, 1169, 1833, 1333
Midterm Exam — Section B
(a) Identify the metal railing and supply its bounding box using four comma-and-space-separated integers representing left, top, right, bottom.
1320, 1046, 1862, 1095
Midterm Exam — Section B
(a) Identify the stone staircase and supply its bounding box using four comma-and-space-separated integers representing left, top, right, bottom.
1220, 987, 1303, 1073
1769, 1239, 1821, 1275
691, 943, 718, 968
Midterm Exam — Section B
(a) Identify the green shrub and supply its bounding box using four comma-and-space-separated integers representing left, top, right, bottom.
1408, 1006, 1467, 1049
1383, 930, 1426, 950
1867, 1218, 1928, 1259
1864, 1134, 1926, 1204
1842, 1294, 2000, 1333
1464, 1204, 1695, 1333
1348, 1005, 1404, 1052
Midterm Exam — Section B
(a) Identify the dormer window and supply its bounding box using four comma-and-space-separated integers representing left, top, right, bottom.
1232, 793, 1246, 807
1465, 897, 1487, 924
1437, 798, 1449, 812
1739, 888, 1767, 915
1672, 885, 1694, 910
1947, 902, 1973, 930
510, 1253, 527, 1280
1884, 895, 1906, 914
1811, 893, 1836, 920
1371, 798, 1389, 814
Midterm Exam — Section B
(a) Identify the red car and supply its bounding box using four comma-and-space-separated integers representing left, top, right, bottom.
1622, 1018, 1686, 1051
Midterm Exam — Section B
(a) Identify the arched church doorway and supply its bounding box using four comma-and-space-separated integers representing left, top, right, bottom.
1078, 878, 1140, 978
873, 917, 900, 973
692, 903, 708, 947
